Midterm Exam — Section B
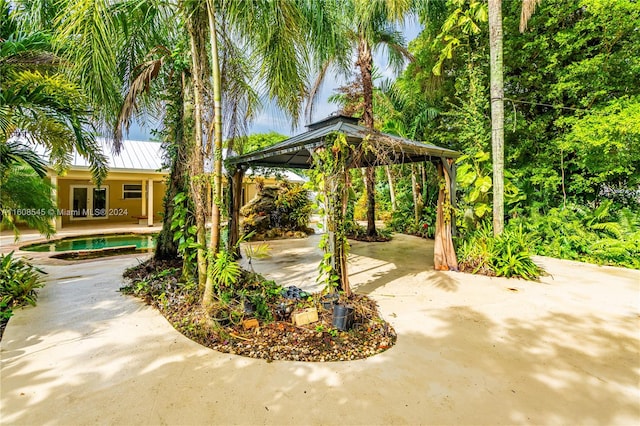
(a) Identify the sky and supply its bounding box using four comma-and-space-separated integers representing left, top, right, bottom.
125, 20, 422, 141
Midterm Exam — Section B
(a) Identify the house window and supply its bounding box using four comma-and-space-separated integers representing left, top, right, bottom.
123, 184, 142, 199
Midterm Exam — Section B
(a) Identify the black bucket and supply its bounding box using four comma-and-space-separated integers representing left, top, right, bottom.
321, 293, 339, 311
332, 304, 354, 331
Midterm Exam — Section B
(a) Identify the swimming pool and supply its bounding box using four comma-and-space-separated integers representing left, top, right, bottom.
22, 233, 156, 252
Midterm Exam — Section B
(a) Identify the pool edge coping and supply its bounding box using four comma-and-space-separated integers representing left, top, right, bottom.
7, 229, 158, 264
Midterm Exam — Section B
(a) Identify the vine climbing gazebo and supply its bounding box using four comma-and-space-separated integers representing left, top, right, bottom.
226, 115, 461, 293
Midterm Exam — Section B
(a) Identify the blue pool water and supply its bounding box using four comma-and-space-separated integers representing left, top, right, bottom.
22, 234, 156, 252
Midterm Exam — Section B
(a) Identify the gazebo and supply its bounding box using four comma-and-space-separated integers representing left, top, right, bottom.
226, 115, 460, 292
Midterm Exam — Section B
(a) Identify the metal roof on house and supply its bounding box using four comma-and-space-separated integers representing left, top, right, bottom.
228, 115, 460, 169
29, 138, 166, 172
103, 139, 164, 171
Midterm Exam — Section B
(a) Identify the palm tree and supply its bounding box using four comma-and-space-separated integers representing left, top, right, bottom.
308, 0, 413, 237
51, 0, 210, 282
1, 5, 107, 172
0, 3, 109, 236
49, 0, 351, 304
194, 0, 346, 305
488, 0, 541, 235
34, 0, 194, 260
488, 0, 504, 235
115, 42, 195, 262
0, 16, 107, 182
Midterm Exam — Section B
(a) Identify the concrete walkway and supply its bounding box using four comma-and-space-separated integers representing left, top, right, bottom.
1, 234, 639, 425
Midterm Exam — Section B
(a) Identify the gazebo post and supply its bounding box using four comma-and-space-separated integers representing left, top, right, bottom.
226, 165, 246, 258
434, 158, 459, 271
313, 141, 351, 297
337, 167, 350, 296
441, 157, 458, 237
324, 165, 350, 297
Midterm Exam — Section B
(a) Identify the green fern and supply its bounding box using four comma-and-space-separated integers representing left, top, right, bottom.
244, 242, 271, 260
209, 250, 241, 292
513, 203, 640, 269
1, 252, 45, 319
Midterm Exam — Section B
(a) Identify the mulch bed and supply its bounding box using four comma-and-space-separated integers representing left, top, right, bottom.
347, 234, 392, 242
247, 228, 315, 241
122, 259, 396, 362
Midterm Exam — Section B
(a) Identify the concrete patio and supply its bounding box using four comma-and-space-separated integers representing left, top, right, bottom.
1, 233, 639, 425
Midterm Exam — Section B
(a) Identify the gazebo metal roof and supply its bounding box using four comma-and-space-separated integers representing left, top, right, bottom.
227, 115, 460, 169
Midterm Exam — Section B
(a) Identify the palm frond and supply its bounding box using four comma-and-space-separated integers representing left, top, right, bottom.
4, 70, 108, 183
374, 25, 413, 74
218, 22, 261, 142
590, 222, 623, 239
54, 0, 122, 120
8, 0, 60, 33
617, 208, 639, 234
520, 0, 542, 33
223, 0, 310, 125
0, 140, 47, 177
0, 30, 54, 62
115, 47, 170, 150
305, 59, 332, 123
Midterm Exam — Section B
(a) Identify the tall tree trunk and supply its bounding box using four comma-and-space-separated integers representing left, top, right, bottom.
227, 167, 245, 258
357, 33, 377, 237
411, 164, 423, 224
186, 8, 208, 291
155, 72, 188, 261
489, 0, 505, 236
421, 163, 427, 201
154, 153, 182, 261
357, 36, 374, 130
203, 0, 223, 308
206, 0, 223, 254
385, 165, 396, 212
365, 166, 376, 235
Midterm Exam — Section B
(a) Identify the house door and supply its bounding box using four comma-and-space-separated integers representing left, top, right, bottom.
92, 188, 107, 217
72, 187, 88, 217
71, 186, 108, 219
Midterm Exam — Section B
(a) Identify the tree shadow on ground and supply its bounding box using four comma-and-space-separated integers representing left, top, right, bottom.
246, 233, 458, 294
6, 307, 637, 425
2, 252, 638, 425
265, 306, 640, 425
349, 234, 458, 294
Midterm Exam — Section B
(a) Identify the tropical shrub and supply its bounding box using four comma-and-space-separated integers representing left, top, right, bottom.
170, 192, 199, 279
273, 183, 313, 230
0, 163, 56, 238
456, 223, 543, 280
513, 201, 640, 269
385, 205, 436, 239
209, 249, 242, 295
241, 182, 313, 238
0, 252, 45, 321
491, 226, 543, 279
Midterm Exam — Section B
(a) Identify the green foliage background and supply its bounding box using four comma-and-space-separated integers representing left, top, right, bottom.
372, 0, 640, 270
